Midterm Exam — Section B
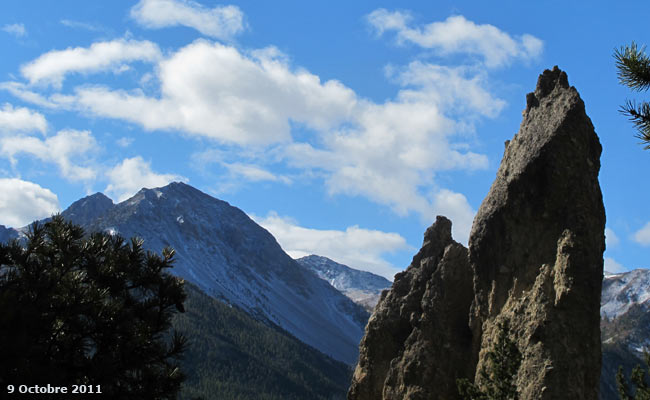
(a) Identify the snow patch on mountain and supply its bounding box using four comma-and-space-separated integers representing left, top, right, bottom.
601, 268, 650, 319
296, 254, 392, 312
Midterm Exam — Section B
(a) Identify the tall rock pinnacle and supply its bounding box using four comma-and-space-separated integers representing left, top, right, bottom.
348, 66, 605, 400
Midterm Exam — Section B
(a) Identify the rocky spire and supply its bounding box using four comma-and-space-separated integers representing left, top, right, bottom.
348, 66, 605, 400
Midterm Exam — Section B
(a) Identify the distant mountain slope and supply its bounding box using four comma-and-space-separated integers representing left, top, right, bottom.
296, 255, 391, 312
601, 269, 650, 319
73, 182, 367, 364
600, 268, 650, 400
175, 282, 350, 400
0, 225, 18, 243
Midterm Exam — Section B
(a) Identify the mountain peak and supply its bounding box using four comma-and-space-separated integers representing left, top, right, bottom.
77, 182, 366, 364
125, 181, 221, 206
61, 192, 114, 226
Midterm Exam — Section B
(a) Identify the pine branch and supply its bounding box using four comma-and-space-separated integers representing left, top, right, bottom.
615, 42, 650, 91
620, 100, 650, 148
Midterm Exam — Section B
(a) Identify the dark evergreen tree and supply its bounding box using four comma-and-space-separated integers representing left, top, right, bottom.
617, 349, 650, 400
457, 321, 521, 400
614, 42, 650, 148
0, 215, 186, 399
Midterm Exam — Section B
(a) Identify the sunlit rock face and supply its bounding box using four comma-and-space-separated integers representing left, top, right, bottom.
349, 66, 605, 400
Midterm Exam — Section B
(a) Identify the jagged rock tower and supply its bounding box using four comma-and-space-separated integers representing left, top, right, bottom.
348, 66, 605, 400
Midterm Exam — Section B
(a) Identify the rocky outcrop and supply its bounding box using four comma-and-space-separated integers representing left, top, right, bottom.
348, 216, 474, 400
348, 66, 605, 399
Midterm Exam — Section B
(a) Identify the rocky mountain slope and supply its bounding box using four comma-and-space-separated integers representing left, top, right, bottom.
34, 182, 368, 365
296, 255, 391, 312
600, 268, 650, 400
349, 67, 605, 399
601, 269, 650, 320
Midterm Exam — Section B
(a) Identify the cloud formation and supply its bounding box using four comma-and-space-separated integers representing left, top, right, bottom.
9, 35, 500, 240
633, 221, 650, 246
130, 0, 245, 40
0, 103, 47, 135
0, 178, 59, 227
105, 156, 187, 202
605, 227, 619, 248
0, 129, 98, 181
4, 12, 540, 242
64, 41, 357, 144
20, 39, 162, 87
223, 162, 291, 184
253, 212, 412, 280
367, 10, 543, 67
2, 23, 26, 38
604, 257, 627, 274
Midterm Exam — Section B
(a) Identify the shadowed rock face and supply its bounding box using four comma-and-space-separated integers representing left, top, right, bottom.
348, 216, 474, 400
348, 66, 605, 400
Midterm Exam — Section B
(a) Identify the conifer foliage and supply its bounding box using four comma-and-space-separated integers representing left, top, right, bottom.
617, 349, 650, 400
0, 215, 187, 399
614, 42, 650, 148
457, 321, 522, 400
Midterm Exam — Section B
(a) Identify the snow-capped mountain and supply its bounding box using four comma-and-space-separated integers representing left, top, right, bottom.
601, 268, 650, 319
600, 268, 650, 400
63, 182, 368, 365
600, 268, 650, 351
296, 255, 391, 312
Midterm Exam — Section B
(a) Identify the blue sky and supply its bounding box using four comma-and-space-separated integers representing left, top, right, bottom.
1, 0, 648, 279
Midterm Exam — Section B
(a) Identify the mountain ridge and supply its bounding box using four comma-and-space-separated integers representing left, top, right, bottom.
68, 182, 367, 365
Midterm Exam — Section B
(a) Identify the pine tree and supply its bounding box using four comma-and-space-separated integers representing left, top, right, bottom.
617, 349, 650, 400
614, 42, 650, 148
0, 215, 187, 399
457, 321, 522, 400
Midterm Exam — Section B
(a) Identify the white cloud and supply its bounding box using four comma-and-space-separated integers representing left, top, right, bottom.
60, 19, 105, 32
388, 62, 505, 118
0, 103, 47, 135
131, 0, 245, 39
67, 41, 357, 144
604, 257, 627, 274
2, 23, 26, 38
6, 15, 529, 230
27, 39, 495, 229
431, 189, 475, 243
367, 10, 543, 67
116, 137, 134, 147
105, 156, 187, 202
223, 162, 291, 184
0, 178, 59, 227
633, 221, 650, 246
253, 212, 412, 280
0, 129, 98, 181
0, 82, 62, 109
51, 40, 494, 226
283, 64, 492, 240
605, 227, 620, 248
20, 39, 162, 87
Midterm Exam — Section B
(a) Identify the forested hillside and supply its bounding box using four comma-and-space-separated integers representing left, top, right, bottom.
174, 282, 352, 400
